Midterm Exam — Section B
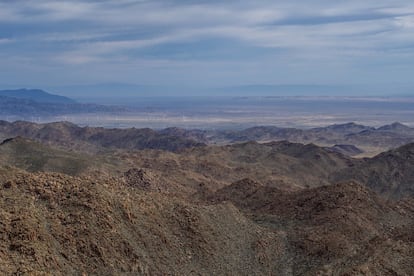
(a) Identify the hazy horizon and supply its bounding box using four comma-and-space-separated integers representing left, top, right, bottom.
1, 85, 414, 99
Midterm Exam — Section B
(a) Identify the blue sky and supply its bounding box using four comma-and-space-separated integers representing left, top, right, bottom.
1, 0, 414, 96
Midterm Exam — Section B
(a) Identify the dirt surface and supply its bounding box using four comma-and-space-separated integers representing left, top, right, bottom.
0, 122, 414, 275
0, 168, 413, 275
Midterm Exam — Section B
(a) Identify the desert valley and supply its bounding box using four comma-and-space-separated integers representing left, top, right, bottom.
2, 0, 414, 274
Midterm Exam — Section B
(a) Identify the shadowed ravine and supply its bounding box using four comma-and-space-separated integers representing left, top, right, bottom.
0, 121, 414, 274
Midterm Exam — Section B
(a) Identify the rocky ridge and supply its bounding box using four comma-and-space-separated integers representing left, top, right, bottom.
0, 122, 414, 274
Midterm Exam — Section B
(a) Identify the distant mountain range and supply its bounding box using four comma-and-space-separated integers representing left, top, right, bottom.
2, 121, 414, 200
0, 88, 127, 118
0, 88, 76, 104
161, 122, 414, 156
0, 120, 205, 153
0, 88, 413, 156
1, 119, 414, 274
0, 120, 413, 156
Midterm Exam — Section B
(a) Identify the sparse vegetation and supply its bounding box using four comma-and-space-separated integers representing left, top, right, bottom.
0, 121, 414, 274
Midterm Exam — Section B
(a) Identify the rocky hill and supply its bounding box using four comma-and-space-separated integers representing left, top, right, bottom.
326, 144, 364, 156
0, 136, 123, 176
120, 140, 357, 193
0, 169, 289, 275
0, 122, 414, 274
0, 169, 413, 275
1, 120, 413, 156
0, 89, 126, 119
208, 180, 414, 275
162, 122, 414, 156
333, 142, 414, 199
0, 89, 77, 104
0, 120, 205, 153
1, 121, 413, 197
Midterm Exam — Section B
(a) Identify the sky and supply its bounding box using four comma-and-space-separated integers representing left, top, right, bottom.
0, 0, 414, 97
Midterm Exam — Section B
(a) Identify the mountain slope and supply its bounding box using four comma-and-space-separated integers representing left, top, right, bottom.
333, 142, 414, 199
0, 121, 205, 153
122, 140, 356, 193
162, 122, 414, 156
0, 89, 129, 119
327, 144, 364, 156
1, 169, 412, 275
0, 121, 413, 274
377, 122, 414, 134
0, 170, 287, 275
0, 136, 122, 176
208, 181, 414, 275
2, 120, 414, 199
0, 89, 76, 104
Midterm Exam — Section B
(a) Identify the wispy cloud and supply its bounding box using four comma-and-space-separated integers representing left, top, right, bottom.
1, 0, 414, 93
0, 38, 13, 44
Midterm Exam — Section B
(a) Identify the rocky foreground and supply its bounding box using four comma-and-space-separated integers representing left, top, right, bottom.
0, 169, 413, 275
0, 122, 414, 275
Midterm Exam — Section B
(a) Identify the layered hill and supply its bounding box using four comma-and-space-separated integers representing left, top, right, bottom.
0, 121, 414, 274
0, 169, 413, 275
0, 170, 288, 275
220, 122, 414, 146
333, 142, 414, 199
1, 119, 413, 156
162, 122, 414, 156
326, 144, 363, 156
0, 89, 126, 118
0, 137, 123, 176
0, 89, 76, 104
1, 121, 414, 197
121, 140, 356, 193
0, 120, 205, 152
207, 180, 414, 275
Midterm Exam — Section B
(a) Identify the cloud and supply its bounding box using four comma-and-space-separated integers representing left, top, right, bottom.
0, 38, 13, 44
1, 0, 414, 91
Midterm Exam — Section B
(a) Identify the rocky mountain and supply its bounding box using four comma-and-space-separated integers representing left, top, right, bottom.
326, 144, 364, 156
333, 142, 414, 199
161, 122, 414, 156
0, 120, 205, 153
208, 180, 414, 275
0, 136, 123, 176
0, 136, 89, 175
4, 119, 413, 156
0, 169, 286, 275
2, 122, 413, 198
0, 89, 76, 104
0, 89, 126, 119
120, 140, 357, 193
228, 122, 374, 144
1, 121, 414, 274
0, 169, 413, 275
377, 122, 414, 134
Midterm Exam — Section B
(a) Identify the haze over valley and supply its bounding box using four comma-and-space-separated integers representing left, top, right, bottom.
1, 89, 414, 130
